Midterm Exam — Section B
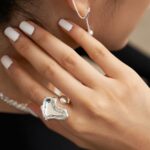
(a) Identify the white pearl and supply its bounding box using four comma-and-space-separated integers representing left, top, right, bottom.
88, 29, 94, 36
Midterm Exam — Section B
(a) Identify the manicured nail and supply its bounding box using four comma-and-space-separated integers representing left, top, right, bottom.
54, 87, 62, 96
58, 19, 73, 31
19, 21, 35, 36
4, 27, 20, 42
59, 96, 68, 104
1, 55, 13, 69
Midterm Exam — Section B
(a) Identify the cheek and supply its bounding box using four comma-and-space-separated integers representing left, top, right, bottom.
93, 24, 130, 51
103, 26, 131, 50
94, 15, 141, 51
92, 1, 149, 50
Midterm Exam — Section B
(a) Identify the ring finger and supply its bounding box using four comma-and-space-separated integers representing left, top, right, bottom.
0, 55, 71, 109
0, 55, 85, 143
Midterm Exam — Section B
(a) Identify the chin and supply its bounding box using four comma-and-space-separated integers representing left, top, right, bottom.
99, 36, 129, 51
108, 39, 129, 51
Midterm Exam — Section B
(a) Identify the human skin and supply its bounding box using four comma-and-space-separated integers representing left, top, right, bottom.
0, 0, 149, 118
1, 19, 150, 150
0, 0, 150, 149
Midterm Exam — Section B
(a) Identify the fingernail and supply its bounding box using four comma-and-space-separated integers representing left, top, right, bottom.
58, 19, 73, 31
1, 55, 13, 69
19, 21, 35, 36
4, 27, 20, 42
54, 87, 62, 96
59, 97, 68, 104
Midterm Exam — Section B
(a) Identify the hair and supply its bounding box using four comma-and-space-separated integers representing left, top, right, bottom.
0, 0, 35, 24
0, 0, 16, 23
0, 0, 44, 30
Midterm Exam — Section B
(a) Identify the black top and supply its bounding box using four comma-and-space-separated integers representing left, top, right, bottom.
0, 113, 81, 150
0, 45, 149, 150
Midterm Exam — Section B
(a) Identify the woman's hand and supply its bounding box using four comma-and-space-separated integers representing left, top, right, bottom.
1, 19, 150, 150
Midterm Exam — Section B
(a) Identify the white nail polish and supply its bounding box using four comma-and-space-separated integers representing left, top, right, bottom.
1, 55, 13, 69
19, 21, 35, 36
4, 27, 20, 42
54, 87, 62, 96
58, 19, 73, 31
59, 97, 67, 104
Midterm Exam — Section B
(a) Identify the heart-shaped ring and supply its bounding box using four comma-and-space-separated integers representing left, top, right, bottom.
41, 97, 69, 120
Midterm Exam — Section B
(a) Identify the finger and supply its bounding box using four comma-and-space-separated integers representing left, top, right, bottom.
58, 19, 131, 78
0, 55, 92, 148
3, 27, 91, 104
0, 55, 74, 127
18, 21, 106, 88
0, 55, 85, 146
0, 55, 71, 110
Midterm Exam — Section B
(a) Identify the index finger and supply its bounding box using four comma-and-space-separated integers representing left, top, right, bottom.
58, 19, 131, 79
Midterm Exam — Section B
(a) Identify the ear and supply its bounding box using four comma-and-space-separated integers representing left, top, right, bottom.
67, 0, 90, 17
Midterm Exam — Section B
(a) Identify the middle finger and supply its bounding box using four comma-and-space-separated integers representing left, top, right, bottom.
4, 27, 91, 103
19, 21, 106, 88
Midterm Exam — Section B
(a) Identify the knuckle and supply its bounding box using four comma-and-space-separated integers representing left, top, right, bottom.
35, 32, 50, 43
115, 81, 134, 101
85, 92, 111, 117
29, 85, 41, 101
123, 77, 139, 91
90, 44, 108, 60
42, 63, 56, 78
125, 80, 139, 94
121, 67, 138, 82
88, 100, 108, 117
17, 38, 31, 52
111, 81, 129, 100
61, 53, 77, 68
116, 87, 129, 100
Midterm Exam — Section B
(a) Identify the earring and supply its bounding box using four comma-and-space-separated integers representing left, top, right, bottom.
72, 0, 94, 36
